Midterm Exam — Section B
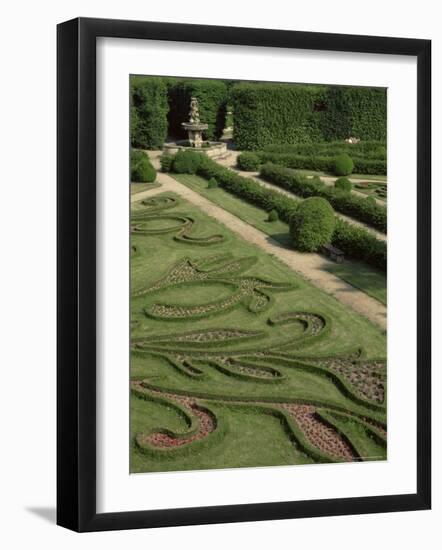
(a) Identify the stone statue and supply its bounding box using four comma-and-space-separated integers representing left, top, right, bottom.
181, 96, 208, 148
188, 97, 200, 124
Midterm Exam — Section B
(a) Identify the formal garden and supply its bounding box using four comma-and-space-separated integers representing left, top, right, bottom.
129, 76, 387, 472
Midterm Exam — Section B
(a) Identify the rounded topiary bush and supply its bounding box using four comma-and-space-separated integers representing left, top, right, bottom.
131, 150, 156, 182
289, 197, 336, 252
334, 153, 354, 176
334, 177, 353, 192
160, 154, 174, 173
207, 177, 218, 189
237, 152, 260, 171
172, 150, 204, 174
267, 209, 279, 222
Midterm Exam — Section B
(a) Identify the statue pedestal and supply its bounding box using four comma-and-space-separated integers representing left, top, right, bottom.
181, 122, 208, 148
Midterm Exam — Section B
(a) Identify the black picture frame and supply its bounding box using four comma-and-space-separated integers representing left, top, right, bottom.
57, 17, 431, 532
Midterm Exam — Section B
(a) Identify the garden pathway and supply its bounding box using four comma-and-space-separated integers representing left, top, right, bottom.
132, 157, 386, 329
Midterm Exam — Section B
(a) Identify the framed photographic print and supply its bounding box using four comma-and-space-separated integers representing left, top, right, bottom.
57, 17, 431, 532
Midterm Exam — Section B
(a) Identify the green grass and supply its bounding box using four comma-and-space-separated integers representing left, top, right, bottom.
131, 402, 314, 473
171, 172, 387, 303
130, 191, 387, 473
172, 173, 291, 245
130, 182, 161, 195
325, 262, 387, 306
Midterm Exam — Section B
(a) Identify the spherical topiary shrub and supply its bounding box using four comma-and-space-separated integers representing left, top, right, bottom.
289, 197, 335, 252
160, 154, 174, 173
237, 152, 260, 171
334, 153, 354, 176
131, 150, 157, 182
172, 150, 204, 174
334, 177, 353, 192
207, 177, 218, 189
267, 209, 279, 222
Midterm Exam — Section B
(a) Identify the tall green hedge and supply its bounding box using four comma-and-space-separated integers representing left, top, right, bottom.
232, 83, 387, 149
232, 83, 326, 150
320, 86, 387, 141
167, 79, 228, 141
130, 76, 169, 149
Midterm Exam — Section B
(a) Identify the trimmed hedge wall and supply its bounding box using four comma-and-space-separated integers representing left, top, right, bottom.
255, 151, 387, 176
130, 77, 169, 149
168, 79, 228, 141
320, 86, 387, 142
260, 163, 387, 233
171, 155, 386, 271
231, 82, 326, 150
232, 82, 387, 149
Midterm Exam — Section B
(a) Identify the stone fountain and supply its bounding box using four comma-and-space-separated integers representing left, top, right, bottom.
181, 97, 208, 149
163, 97, 228, 159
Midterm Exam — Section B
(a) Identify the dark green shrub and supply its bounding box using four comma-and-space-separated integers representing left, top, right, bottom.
207, 177, 218, 189
267, 209, 279, 222
168, 79, 228, 140
172, 150, 204, 174
237, 152, 261, 171
130, 77, 168, 149
335, 177, 353, 192
334, 154, 354, 176
131, 150, 156, 182
289, 197, 335, 252
160, 154, 174, 172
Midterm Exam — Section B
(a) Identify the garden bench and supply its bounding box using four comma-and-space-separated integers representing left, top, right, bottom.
322, 244, 345, 263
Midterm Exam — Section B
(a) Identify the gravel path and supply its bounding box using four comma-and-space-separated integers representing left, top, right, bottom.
132, 159, 386, 329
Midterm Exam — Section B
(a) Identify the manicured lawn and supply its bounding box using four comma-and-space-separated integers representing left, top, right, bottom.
172, 173, 292, 246
130, 191, 386, 473
130, 181, 161, 195
325, 262, 387, 306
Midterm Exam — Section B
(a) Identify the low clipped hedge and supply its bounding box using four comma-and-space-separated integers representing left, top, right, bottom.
260, 163, 387, 233
262, 140, 386, 160
335, 177, 353, 192
169, 155, 386, 271
332, 219, 386, 272
254, 151, 387, 176
289, 197, 336, 252
237, 152, 261, 171
334, 153, 354, 176
130, 150, 156, 182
